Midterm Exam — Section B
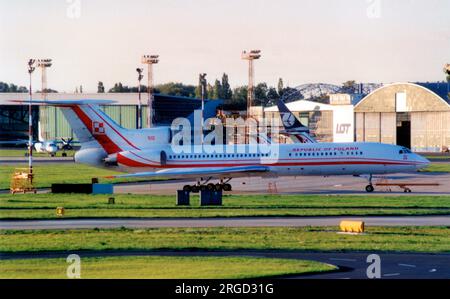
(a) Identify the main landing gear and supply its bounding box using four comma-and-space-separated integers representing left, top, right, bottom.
365, 174, 374, 193
183, 178, 232, 193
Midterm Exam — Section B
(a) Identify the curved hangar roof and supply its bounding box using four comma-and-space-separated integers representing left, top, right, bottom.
354, 82, 450, 113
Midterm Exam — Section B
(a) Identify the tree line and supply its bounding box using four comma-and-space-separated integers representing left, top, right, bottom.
103, 74, 294, 109
0, 82, 28, 93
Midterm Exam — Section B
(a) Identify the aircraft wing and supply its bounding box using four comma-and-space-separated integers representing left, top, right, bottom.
0, 139, 31, 145
106, 165, 270, 180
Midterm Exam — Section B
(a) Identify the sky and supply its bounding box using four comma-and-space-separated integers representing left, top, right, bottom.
0, 0, 449, 92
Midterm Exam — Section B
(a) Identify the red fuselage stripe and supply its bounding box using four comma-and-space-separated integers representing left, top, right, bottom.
87, 105, 140, 151
118, 158, 422, 168
70, 105, 122, 154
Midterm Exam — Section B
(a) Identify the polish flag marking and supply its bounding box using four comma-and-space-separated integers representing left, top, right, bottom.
93, 121, 105, 135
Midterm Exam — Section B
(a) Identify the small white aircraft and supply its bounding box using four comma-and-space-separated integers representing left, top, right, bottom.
0, 121, 75, 157
13, 99, 430, 192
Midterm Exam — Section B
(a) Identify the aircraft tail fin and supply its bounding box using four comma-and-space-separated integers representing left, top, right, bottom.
276, 99, 317, 143
10, 99, 137, 154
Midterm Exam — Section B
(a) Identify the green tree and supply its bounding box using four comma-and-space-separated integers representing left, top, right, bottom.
277, 78, 284, 97
228, 86, 247, 109
0, 81, 28, 92
212, 79, 222, 99
266, 87, 279, 106
342, 80, 356, 93
220, 73, 232, 99
97, 81, 105, 93
254, 83, 268, 106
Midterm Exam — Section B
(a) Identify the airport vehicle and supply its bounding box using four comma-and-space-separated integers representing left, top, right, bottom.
14, 100, 430, 192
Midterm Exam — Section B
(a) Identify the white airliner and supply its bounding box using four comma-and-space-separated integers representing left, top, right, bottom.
14, 99, 430, 192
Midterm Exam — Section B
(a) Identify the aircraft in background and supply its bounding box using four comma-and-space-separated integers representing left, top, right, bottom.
276, 99, 316, 143
0, 121, 76, 157
12, 99, 430, 192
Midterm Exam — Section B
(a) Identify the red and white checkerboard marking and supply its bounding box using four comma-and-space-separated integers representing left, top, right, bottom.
92, 121, 105, 135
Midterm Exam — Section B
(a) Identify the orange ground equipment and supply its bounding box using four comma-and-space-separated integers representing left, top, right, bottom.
10, 168, 36, 194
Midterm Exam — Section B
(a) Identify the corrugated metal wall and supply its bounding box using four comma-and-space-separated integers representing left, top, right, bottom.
380, 113, 396, 144
355, 112, 364, 141
411, 112, 450, 152
40, 105, 138, 140
364, 112, 380, 142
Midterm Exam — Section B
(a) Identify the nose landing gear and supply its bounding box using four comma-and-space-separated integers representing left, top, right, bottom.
365, 184, 374, 192
365, 174, 374, 192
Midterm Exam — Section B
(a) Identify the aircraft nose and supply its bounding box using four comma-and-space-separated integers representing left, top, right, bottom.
415, 154, 430, 169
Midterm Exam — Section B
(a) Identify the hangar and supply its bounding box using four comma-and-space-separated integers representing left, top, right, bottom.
264, 82, 450, 152
354, 82, 450, 152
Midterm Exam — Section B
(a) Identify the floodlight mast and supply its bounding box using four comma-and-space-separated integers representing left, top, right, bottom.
136, 68, 144, 129
141, 54, 159, 128
27, 59, 36, 182
36, 59, 52, 100
241, 50, 261, 143
241, 50, 261, 120
36, 59, 52, 140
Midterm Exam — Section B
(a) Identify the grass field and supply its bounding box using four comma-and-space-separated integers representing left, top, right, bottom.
0, 164, 168, 190
1, 193, 449, 219
1, 226, 449, 253
0, 256, 335, 279
0, 149, 76, 157
420, 163, 450, 173
1, 160, 449, 191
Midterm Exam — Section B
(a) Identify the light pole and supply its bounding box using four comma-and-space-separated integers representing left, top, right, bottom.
141, 54, 159, 128
27, 59, 36, 182
199, 73, 207, 144
136, 68, 144, 129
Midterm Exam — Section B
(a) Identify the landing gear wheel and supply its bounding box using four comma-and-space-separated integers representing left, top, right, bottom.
404, 188, 412, 193
214, 183, 222, 191
206, 183, 215, 191
191, 185, 199, 193
182, 185, 191, 192
365, 184, 374, 193
223, 183, 232, 191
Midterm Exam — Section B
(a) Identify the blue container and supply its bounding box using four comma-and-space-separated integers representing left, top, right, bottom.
92, 183, 114, 194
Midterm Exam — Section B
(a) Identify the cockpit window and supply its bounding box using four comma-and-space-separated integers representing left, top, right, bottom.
399, 148, 412, 154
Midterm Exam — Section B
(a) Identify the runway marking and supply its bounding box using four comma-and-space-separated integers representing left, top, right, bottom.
383, 273, 400, 277
398, 263, 416, 268
329, 258, 357, 262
